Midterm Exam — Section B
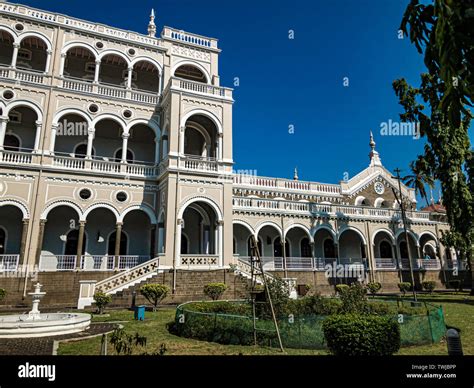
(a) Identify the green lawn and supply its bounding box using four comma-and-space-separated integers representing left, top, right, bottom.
58, 292, 474, 356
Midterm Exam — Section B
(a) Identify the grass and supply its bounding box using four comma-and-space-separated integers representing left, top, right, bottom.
58, 292, 474, 356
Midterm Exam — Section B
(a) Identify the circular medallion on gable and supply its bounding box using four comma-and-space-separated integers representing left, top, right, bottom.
374, 182, 385, 195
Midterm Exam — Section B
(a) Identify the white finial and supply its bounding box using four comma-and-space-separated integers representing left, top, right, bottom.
369, 131, 376, 151
293, 167, 299, 181
369, 131, 382, 167
148, 8, 157, 37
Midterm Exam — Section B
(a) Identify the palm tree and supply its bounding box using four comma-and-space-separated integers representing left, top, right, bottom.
402, 156, 435, 207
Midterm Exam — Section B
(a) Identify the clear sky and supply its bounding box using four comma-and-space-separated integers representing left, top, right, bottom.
13, 0, 445, 202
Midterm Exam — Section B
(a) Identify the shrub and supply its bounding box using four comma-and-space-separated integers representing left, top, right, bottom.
335, 284, 349, 295
0, 288, 6, 302
140, 284, 170, 311
93, 292, 112, 314
184, 301, 251, 316
288, 294, 342, 316
366, 282, 382, 298
422, 281, 436, 294
338, 283, 368, 314
110, 328, 147, 355
322, 314, 401, 356
203, 283, 228, 301
256, 276, 290, 318
398, 282, 412, 296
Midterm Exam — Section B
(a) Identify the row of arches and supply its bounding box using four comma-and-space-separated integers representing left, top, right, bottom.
0, 100, 223, 164
0, 27, 211, 88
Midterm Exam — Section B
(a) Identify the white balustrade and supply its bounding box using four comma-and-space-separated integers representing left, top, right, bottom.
52, 155, 85, 170
125, 163, 158, 177
130, 90, 159, 104
98, 84, 127, 99
91, 159, 120, 173
118, 255, 150, 269
375, 257, 398, 270
180, 255, 219, 267
0, 254, 19, 271
62, 78, 94, 93
181, 156, 218, 172
0, 151, 33, 165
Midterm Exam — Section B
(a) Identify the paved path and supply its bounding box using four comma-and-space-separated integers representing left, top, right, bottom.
0, 323, 117, 355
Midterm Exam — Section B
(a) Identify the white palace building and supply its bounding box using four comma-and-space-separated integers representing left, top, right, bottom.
0, 3, 462, 307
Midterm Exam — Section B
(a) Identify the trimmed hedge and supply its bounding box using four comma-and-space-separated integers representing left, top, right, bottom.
398, 282, 412, 296
203, 283, 228, 301
422, 281, 436, 294
322, 314, 401, 355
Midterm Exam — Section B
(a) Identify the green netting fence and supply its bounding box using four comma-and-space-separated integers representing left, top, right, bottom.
174, 300, 446, 350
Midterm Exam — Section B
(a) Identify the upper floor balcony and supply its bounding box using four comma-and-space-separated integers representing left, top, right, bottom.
232, 196, 432, 222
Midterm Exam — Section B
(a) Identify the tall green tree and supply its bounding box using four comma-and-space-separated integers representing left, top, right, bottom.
393, 0, 474, 292
402, 156, 435, 207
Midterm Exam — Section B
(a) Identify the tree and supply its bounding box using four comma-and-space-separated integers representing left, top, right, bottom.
139, 284, 170, 311
394, 0, 474, 293
402, 156, 435, 206
93, 292, 112, 314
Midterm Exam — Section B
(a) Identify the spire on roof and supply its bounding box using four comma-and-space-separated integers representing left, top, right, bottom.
293, 167, 299, 181
148, 9, 157, 37
369, 131, 382, 167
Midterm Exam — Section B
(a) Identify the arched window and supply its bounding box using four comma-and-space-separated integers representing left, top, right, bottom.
114, 148, 134, 163
423, 244, 436, 260
175, 64, 206, 83
108, 231, 127, 255
4, 134, 20, 151
181, 234, 188, 254
379, 241, 393, 258
323, 238, 336, 258
273, 237, 290, 257
399, 241, 408, 259
74, 143, 89, 158
64, 229, 86, 255
300, 238, 312, 258
0, 227, 6, 254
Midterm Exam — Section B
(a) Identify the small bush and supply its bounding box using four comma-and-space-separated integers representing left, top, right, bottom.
422, 281, 436, 294
287, 294, 342, 316
0, 288, 6, 302
256, 276, 290, 318
140, 284, 170, 311
335, 284, 349, 295
398, 282, 412, 296
322, 314, 401, 356
366, 282, 382, 297
338, 283, 368, 314
203, 283, 228, 301
184, 301, 251, 315
93, 292, 112, 314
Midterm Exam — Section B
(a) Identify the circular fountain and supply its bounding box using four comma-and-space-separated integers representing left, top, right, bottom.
0, 283, 91, 338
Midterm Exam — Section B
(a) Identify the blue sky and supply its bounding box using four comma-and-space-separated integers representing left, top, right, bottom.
15, 0, 445, 202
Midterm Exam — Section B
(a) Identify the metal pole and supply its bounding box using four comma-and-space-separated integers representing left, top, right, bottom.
281, 216, 287, 278
394, 168, 417, 302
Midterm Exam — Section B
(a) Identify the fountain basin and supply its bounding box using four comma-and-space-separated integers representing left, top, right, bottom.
0, 313, 91, 338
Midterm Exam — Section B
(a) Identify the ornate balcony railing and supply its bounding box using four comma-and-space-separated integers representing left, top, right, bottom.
180, 255, 219, 267
0, 150, 34, 165
166, 77, 233, 100
232, 196, 433, 221
39, 255, 76, 271
0, 67, 49, 86
162, 26, 218, 49
0, 254, 19, 272
180, 155, 219, 172
375, 257, 398, 270
118, 255, 150, 270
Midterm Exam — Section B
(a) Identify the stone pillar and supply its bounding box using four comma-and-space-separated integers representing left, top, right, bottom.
49, 123, 59, 154
179, 126, 185, 156
154, 137, 160, 164
19, 219, 30, 266
59, 53, 67, 77
33, 121, 42, 153
158, 221, 165, 254
121, 133, 129, 162
176, 219, 183, 267
93, 59, 101, 83
76, 221, 86, 270
0, 116, 8, 150
35, 220, 47, 266
114, 222, 123, 270
11, 43, 19, 68
86, 127, 95, 158
45, 49, 52, 74
217, 132, 223, 160
217, 220, 223, 267
126, 66, 133, 89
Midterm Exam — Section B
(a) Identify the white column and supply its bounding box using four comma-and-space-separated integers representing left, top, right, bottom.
59, 53, 67, 77
11, 43, 19, 68
86, 127, 95, 158
218, 221, 223, 267
49, 123, 58, 154
33, 121, 42, 153
176, 219, 183, 267
93, 60, 101, 83
0, 117, 8, 149
154, 137, 160, 164
44, 49, 52, 74
126, 66, 133, 89
158, 223, 165, 253
121, 133, 129, 162
179, 126, 185, 156
217, 132, 223, 160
